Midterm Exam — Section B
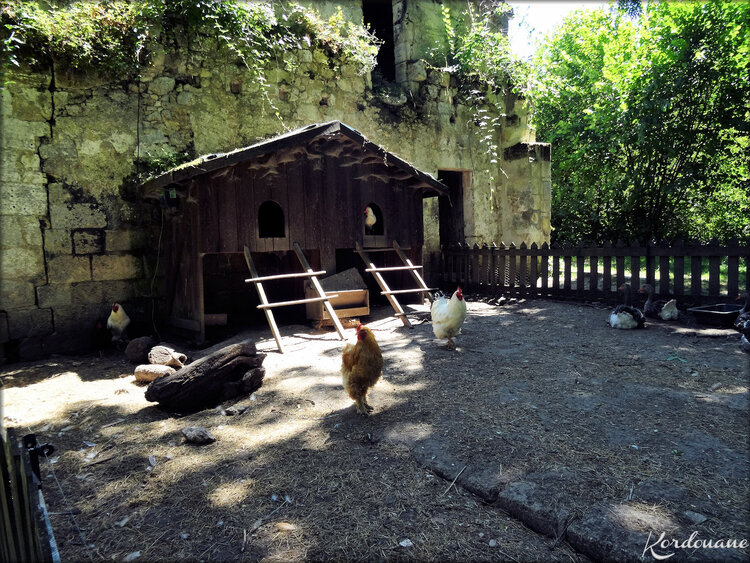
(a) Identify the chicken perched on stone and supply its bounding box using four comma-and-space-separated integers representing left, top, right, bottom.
341, 323, 383, 415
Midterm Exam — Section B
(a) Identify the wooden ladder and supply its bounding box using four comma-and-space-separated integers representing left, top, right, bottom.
244, 243, 346, 353
355, 241, 435, 328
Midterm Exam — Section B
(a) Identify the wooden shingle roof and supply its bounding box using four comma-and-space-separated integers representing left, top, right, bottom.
141, 121, 449, 199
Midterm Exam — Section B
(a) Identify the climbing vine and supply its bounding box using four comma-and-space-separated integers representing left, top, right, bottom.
0, 1, 378, 85
436, 2, 529, 209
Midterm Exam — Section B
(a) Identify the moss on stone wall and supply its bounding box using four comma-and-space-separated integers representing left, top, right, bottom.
0, 1, 549, 361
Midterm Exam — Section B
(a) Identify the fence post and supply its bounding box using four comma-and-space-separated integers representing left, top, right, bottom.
497, 242, 507, 295
529, 242, 539, 296
673, 239, 685, 297
540, 242, 550, 296
563, 243, 572, 294
490, 243, 498, 294
518, 242, 528, 295
707, 238, 721, 297
657, 239, 671, 296
552, 242, 561, 293
630, 240, 642, 290
726, 238, 740, 298
646, 238, 656, 289
602, 240, 613, 297
615, 239, 626, 289
576, 243, 585, 297
588, 244, 599, 292
471, 243, 480, 291
508, 242, 518, 295
689, 239, 703, 297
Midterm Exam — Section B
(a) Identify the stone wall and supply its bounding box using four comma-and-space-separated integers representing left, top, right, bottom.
0, 3, 549, 361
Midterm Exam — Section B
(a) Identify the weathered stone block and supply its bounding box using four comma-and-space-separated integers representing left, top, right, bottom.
50, 202, 107, 230
72, 228, 105, 255
48, 255, 91, 284
36, 283, 71, 308
407, 60, 427, 82
0, 215, 42, 248
7, 307, 53, 339
43, 229, 73, 255
0, 182, 48, 216
71, 281, 107, 306
0, 246, 46, 282
92, 254, 143, 281
149, 77, 176, 96
98, 279, 142, 304
105, 229, 148, 252
4, 82, 52, 122
176, 91, 194, 106
0, 280, 36, 309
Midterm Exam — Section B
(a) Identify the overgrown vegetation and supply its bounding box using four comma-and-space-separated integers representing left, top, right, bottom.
528, 0, 750, 244
434, 2, 529, 203
0, 0, 378, 84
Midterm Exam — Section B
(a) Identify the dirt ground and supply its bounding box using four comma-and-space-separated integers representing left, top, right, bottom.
2, 297, 748, 562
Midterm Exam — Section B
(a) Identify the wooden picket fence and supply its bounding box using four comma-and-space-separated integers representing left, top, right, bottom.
1, 429, 59, 563
439, 239, 749, 304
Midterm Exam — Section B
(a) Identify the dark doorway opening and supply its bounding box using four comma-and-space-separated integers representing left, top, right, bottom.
438, 170, 465, 247
258, 200, 285, 238
362, 0, 395, 83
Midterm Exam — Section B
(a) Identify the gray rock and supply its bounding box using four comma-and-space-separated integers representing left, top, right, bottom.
182, 427, 216, 445
125, 336, 157, 364
149, 76, 175, 96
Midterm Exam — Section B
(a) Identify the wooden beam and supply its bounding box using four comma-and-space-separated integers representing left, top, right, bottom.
244, 246, 285, 353
257, 295, 340, 309
365, 265, 423, 272
293, 242, 346, 341
356, 242, 411, 328
381, 288, 437, 295
245, 270, 327, 283
393, 240, 433, 304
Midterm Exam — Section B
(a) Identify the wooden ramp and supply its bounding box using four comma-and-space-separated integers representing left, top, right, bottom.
355, 241, 435, 328
244, 243, 346, 353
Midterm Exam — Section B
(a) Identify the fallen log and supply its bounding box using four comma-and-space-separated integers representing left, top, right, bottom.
145, 340, 265, 412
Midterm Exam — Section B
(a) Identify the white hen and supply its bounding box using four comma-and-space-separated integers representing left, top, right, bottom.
431, 287, 467, 348
106, 302, 130, 344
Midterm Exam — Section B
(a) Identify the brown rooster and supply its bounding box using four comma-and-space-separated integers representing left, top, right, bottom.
341, 323, 383, 415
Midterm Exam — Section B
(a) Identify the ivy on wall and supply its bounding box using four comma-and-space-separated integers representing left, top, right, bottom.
1, 1, 379, 84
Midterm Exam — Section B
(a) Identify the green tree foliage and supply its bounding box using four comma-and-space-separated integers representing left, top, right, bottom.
529, 0, 749, 244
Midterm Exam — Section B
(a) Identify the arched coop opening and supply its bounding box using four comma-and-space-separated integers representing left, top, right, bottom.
258, 200, 286, 238
364, 202, 384, 236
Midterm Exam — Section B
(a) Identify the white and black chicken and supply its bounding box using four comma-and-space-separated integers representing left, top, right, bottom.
639, 284, 679, 321
609, 283, 646, 329
107, 302, 131, 345
431, 287, 467, 349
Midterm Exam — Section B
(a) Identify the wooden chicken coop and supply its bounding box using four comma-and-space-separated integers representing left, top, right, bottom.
141, 121, 449, 342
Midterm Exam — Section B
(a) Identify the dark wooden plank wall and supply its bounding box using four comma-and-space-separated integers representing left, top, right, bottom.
194, 155, 421, 257
166, 151, 430, 333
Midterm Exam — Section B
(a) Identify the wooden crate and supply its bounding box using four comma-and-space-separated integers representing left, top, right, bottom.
304, 285, 369, 324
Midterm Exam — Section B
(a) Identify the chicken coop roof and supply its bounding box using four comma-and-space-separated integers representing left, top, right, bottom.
140, 121, 450, 199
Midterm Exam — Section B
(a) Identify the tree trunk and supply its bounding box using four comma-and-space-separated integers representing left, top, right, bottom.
145, 340, 265, 412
